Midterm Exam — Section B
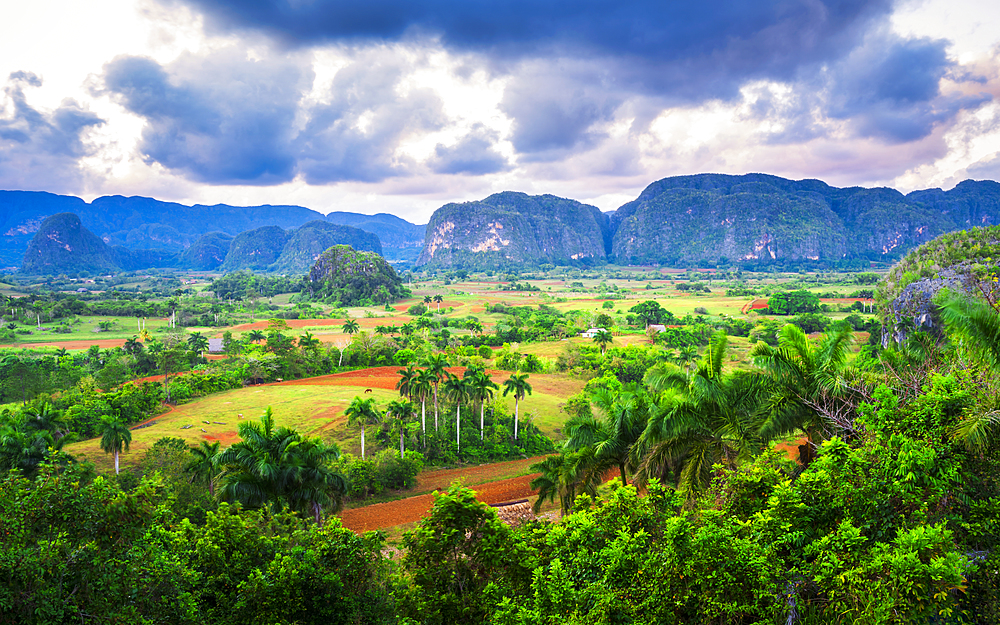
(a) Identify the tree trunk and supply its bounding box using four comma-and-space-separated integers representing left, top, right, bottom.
361, 425, 366, 460
313, 500, 322, 526
433, 384, 439, 431
514, 397, 519, 440
480, 402, 485, 440
400, 424, 405, 459
620, 462, 628, 487
114, 449, 120, 475
456, 405, 460, 452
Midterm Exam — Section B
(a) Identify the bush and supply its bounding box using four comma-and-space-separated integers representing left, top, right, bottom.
478, 345, 494, 359
407, 303, 428, 316
374, 449, 424, 490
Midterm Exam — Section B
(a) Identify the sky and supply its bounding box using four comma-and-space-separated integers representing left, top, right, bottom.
2, 0, 1000, 224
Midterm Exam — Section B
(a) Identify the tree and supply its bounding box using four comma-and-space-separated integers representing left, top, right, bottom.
298, 331, 321, 356
641, 332, 767, 499
396, 365, 419, 401
465, 368, 498, 440
99, 415, 132, 475
937, 290, 1000, 453
629, 300, 667, 327
246, 329, 266, 344
413, 368, 436, 438
433, 294, 444, 311
502, 372, 532, 440
342, 319, 360, 335
750, 322, 855, 461
386, 399, 414, 458
423, 353, 449, 432
443, 373, 469, 452
186, 439, 221, 497
187, 332, 209, 356
216, 407, 346, 523
530, 448, 602, 515
345, 396, 382, 460
564, 384, 651, 487
593, 329, 614, 355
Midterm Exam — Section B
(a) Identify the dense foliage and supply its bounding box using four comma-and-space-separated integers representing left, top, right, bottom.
307, 245, 410, 306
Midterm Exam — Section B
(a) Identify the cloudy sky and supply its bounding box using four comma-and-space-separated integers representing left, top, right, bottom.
2, 0, 1000, 223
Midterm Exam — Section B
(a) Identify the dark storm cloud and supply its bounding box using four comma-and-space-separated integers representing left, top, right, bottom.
97, 46, 446, 185
824, 33, 989, 142
428, 124, 509, 175
0, 72, 104, 191
500, 64, 621, 157
174, 0, 891, 100
98, 50, 307, 184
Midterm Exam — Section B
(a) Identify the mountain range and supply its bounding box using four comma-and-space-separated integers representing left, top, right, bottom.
7, 172, 1000, 275
0, 191, 426, 270
417, 174, 1000, 269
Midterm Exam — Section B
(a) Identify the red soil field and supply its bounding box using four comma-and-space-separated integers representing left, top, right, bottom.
0, 338, 127, 350
275, 366, 506, 390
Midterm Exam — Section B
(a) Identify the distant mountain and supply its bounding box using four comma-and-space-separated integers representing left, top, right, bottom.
20, 213, 176, 275
0, 190, 427, 269
306, 245, 408, 306
414, 175, 1000, 269
220, 226, 289, 272
416, 192, 610, 269
610, 174, 1000, 265
179, 232, 234, 271
272, 221, 382, 274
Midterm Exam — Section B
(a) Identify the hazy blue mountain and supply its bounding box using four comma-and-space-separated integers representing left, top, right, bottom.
0, 190, 426, 268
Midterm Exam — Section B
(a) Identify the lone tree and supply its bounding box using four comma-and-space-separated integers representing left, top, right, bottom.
593, 329, 614, 355
345, 396, 382, 460
342, 319, 360, 335
99, 416, 132, 475
502, 372, 533, 440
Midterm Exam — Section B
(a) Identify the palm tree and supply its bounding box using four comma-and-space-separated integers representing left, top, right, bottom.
530, 448, 602, 515
246, 329, 266, 344
938, 290, 1000, 370
345, 396, 382, 460
423, 295, 432, 305
433, 294, 444, 311
342, 319, 360, 335
187, 332, 209, 356
216, 407, 346, 523
465, 368, 498, 440
675, 345, 698, 372
750, 322, 854, 460
502, 372, 532, 440
298, 331, 321, 357
99, 416, 132, 475
396, 365, 419, 400
413, 368, 436, 438
593, 329, 614, 355
423, 353, 449, 432
0, 414, 73, 477
386, 399, 414, 458
186, 440, 221, 497
25, 402, 69, 440
443, 373, 469, 452
564, 384, 651, 487
639, 332, 767, 498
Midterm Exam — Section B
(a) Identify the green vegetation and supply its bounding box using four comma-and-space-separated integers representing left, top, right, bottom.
307, 245, 409, 306
11, 243, 1000, 622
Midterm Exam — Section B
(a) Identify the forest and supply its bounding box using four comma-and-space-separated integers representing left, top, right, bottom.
1, 246, 999, 624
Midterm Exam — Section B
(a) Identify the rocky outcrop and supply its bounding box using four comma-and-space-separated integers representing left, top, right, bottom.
416, 192, 610, 268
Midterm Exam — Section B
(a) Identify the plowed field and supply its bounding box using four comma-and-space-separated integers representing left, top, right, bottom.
274, 366, 505, 390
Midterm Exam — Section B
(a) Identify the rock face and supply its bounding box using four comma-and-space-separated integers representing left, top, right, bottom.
307, 245, 408, 305
875, 225, 1000, 339
21, 213, 118, 274
416, 192, 610, 268
414, 175, 1000, 269
610, 174, 995, 265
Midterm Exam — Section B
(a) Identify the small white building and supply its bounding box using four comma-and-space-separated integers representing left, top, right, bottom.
207, 338, 224, 353
580, 328, 606, 338
647, 324, 667, 333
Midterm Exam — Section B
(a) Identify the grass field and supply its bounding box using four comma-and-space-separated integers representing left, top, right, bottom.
65, 367, 584, 473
